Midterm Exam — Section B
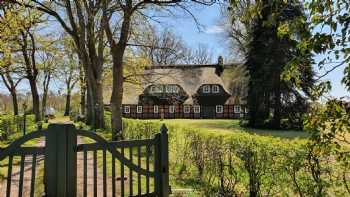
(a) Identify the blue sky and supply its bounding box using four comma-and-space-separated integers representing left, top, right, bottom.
156, 4, 349, 98
1, 4, 348, 98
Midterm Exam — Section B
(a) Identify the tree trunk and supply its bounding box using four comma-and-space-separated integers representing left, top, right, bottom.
41, 90, 47, 119
107, 12, 132, 140
79, 64, 86, 116
110, 59, 124, 140
29, 78, 41, 122
272, 73, 281, 129
10, 90, 19, 115
64, 91, 71, 116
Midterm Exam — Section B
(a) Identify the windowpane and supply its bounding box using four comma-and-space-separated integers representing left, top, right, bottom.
137, 106, 142, 113
216, 105, 223, 113
212, 85, 219, 93
194, 105, 200, 113
184, 105, 190, 113
124, 106, 130, 113
169, 105, 175, 113
154, 105, 159, 113
234, 105, 241, 113
203, 85, 210, 93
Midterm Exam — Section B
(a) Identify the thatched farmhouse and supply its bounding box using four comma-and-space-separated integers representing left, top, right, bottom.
119, 57, 248, 119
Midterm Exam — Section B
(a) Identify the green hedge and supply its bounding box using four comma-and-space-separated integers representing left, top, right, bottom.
0, 114, 37, 143
120, 119, 349, 196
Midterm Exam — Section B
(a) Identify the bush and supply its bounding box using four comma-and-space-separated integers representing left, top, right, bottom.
121, 119, 349, 196
0, 114, 36, 141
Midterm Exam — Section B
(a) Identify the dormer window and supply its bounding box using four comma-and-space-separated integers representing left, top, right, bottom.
212, 85, 219, 93
203, 85, 210, 93
150, 85, 163, 93
166, 85, 179, 93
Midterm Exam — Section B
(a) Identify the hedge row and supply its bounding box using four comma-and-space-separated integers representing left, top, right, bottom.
0, 114, 37, 142
121, 119, 349, 196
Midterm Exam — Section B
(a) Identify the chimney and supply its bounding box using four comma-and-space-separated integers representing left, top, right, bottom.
215, 56, 224, 76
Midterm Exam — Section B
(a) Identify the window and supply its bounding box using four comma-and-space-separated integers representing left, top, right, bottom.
169, 105, 175, 113
166, 85, 179, 93
212, 85, 220, 93
194, 105, 200, 113
234, 105, 241, 113
166, 85, 171, 93
245, 108, 249, 114
124, 106, 130, 113
240, 113, 244, 118
154, 105, 159, 113
150, 85, 163, 93
203, 85, 210, 93
137, 106, 143, 113
183, 105, 190, 113
216, 105, 223, 113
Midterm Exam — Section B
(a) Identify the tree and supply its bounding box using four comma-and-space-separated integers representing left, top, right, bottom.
103, 0, 215, 139
58, 38, 79, 116
229, 0, 315, 129
14, 0, 108, 128
0, 64, 24, 115
0, 4, 45, 121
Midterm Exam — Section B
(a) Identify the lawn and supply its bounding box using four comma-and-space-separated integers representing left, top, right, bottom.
161, 119, 309, 139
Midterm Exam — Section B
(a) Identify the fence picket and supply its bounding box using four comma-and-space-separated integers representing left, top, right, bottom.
6, 156, 13, 197
30, 154, 37, 197
0, 124, 170, 197
18, 154, 25, 197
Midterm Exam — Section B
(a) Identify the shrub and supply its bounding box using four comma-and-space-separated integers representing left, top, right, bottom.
121, 119, 349, 196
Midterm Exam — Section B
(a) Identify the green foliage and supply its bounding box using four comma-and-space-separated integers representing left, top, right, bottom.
119, 118, 349, 196
0, 114, 36, 144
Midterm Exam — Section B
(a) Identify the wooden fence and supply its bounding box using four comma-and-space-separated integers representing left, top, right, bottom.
0, 124, 170, 197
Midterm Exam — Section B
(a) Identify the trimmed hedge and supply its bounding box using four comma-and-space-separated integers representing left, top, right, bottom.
120, 119, 349, 196
0, 114, 37, 142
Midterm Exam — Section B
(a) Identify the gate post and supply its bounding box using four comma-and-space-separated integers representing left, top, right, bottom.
44, 124, 77, 197
155, 124, 170, 197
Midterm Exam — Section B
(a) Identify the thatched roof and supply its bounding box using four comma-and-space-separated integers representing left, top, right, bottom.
120, 62, 246, 105
142, 66, 230, 96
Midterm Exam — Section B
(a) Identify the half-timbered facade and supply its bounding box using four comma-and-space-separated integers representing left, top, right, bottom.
120, 58, 247, 119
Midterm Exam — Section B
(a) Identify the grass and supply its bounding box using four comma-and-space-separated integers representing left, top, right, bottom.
161, 119, 309, 139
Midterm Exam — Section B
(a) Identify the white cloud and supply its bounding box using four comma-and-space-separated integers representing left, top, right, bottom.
204, 25, 224, 34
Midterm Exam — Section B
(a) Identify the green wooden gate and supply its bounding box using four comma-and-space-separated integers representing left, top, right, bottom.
0, 124, 170, 197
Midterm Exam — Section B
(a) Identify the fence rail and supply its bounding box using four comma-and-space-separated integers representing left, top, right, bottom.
0, 124, 170, 197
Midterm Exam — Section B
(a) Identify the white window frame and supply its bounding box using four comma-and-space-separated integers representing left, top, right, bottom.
212, 85, 220, 93
183, 105, 190, 113
194, 105, 200, 113
124, 106, 130, 114
150, 85, 163, 93
154, 105, 159, 113
245, 108, 249, 114
172, 85, 179, 93
137, 106, 143, 113
150, 86, 156, 93
169, 105, 175, 113
216, 105, 223, 113
234, 105, 241, 113
203, 85, 211, 93
166, 85, 172, 93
